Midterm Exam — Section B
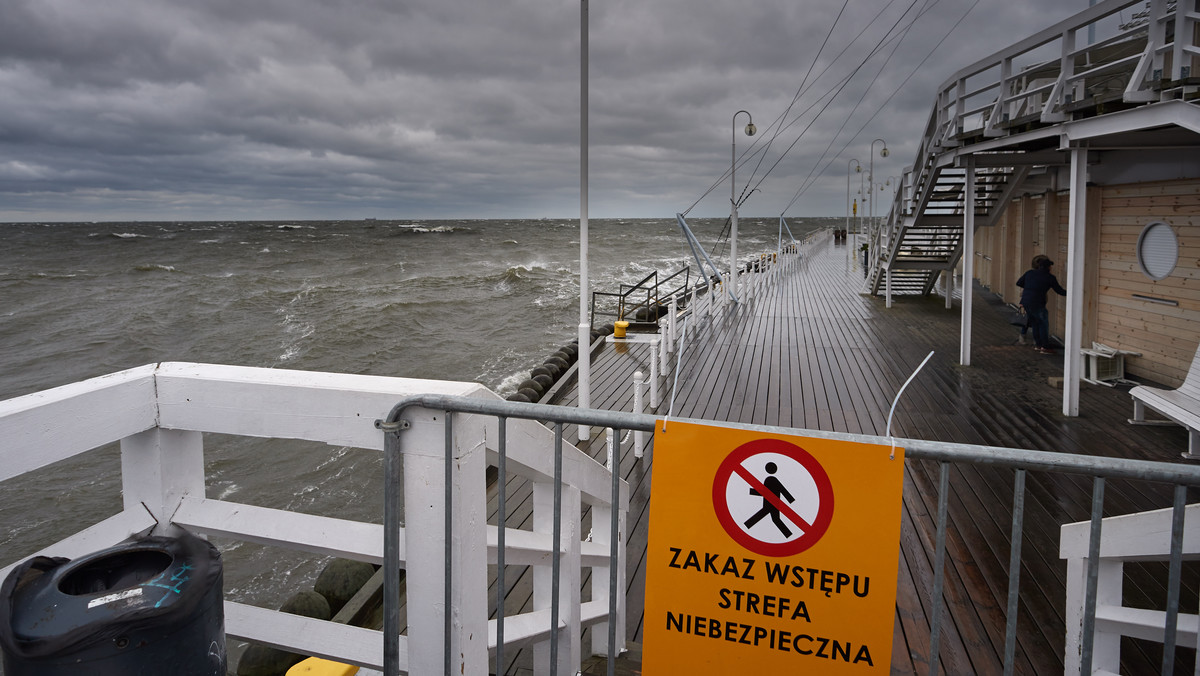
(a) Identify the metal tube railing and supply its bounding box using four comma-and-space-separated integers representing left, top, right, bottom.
1080, 477, 1106, 674
550, 422, 563, 672
1002, 468, 1026, 676
1162, 483, 1187, 673
928, 462, 950, 676
607, 426, 622, 676
379, 394, 1200, 675
496, 416, 508, 672
377, 395, 656, 676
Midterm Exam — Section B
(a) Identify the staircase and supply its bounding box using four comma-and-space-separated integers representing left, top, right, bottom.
865, 0, 1199, 299
866, 159, 1027, 297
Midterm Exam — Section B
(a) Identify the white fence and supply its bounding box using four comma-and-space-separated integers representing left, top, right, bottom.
1061, 499, 1200, 675
0, 362, 629, 675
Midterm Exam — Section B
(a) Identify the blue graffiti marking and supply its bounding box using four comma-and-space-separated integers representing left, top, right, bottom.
141, 562, 193, 608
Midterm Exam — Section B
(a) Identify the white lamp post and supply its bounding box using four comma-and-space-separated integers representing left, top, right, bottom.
578, 0, 591, 440
731, 110, 755, 300
869, 138, 889, 240
846, 159, 861, 263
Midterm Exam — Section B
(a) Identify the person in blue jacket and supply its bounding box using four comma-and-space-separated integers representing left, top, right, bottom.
1016, 255, 1067, 354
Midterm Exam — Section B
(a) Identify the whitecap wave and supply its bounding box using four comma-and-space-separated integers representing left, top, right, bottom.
398, 223, 456, 233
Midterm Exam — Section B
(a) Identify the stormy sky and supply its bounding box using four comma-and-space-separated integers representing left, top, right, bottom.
0, 0, 1104, 221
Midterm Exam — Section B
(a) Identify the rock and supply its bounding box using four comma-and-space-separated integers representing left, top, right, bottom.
280, 589, 333, 619
236, 591, 331, 675
518, 378, 545, 396
314, 559, 376, 616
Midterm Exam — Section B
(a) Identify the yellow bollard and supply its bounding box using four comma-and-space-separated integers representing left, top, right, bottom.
286, 657, 359, 676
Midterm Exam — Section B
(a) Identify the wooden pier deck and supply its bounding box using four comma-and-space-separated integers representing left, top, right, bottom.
547, 233, 1199, 675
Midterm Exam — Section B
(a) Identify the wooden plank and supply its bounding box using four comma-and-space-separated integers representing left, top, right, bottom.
542, 236, 1200, 675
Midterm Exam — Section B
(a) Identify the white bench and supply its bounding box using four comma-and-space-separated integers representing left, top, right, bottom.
1129, 344, 1200, 459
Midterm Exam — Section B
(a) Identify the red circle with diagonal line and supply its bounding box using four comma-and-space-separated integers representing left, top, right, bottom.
712, 438, 834, 557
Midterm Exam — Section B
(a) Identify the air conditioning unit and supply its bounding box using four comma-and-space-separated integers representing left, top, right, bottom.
1081, 342, 1141, 387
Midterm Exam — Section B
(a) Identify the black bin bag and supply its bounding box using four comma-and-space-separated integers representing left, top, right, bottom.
0, 532, 225, 675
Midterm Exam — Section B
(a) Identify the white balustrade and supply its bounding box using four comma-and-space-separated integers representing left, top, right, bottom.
0, 362, 628, 676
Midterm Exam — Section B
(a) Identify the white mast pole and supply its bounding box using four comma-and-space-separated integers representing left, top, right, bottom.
731, 111, 754, 301
577, 0, 591, 441
731, 114, 739, 301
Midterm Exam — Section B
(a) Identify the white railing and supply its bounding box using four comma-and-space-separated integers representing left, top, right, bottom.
0, 362, 629, 675
927, 0, 1185, 148
871, 0, 1200, 296
1060, 500, 1200, 675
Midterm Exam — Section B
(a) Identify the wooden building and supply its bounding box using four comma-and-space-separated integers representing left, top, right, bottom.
974, 177, 1200, 387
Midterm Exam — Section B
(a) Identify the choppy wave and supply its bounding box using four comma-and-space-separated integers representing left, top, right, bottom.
0, 216, 837, 637
397, 223, 457, 234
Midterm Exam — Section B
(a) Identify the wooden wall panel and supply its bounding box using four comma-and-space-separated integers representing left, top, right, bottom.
970, 177, 1200, 387
1095, 179, 1200, 387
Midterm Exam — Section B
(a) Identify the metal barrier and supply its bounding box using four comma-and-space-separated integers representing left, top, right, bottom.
0, 365, 648, 676
380, 390, 1200, 675
590, 267, 691, 331
377, 395, 655, 676
4, 364, 1200, 675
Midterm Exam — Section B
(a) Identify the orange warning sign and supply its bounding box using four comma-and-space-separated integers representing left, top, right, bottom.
642, 420, 904, 674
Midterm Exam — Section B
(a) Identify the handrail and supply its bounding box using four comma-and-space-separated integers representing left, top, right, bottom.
0, 364, 634, 676
378, 394, 646, 676
869, 0, 1199, 294
590, 266, 693, 330
6, 364, 1200, 673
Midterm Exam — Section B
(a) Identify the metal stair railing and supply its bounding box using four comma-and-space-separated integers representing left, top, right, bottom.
867, 0, 1198, 300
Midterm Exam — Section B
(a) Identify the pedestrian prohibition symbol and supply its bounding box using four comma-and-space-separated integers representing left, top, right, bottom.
643, 420, 904, 674
712, 438, 833, 557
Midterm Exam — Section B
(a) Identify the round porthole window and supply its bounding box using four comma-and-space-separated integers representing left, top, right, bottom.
1136, 221, 1178, 281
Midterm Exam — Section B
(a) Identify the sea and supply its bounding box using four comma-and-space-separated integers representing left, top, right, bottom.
0, 216, 830, 670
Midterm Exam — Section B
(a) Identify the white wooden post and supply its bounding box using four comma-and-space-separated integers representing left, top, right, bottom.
606, 428, 616, 472
403, 410, 489, 675
633, 372, 645, 458
885, 267, 893, 309
658, 330, 668, 377
960, 158, 976, 366
1064, 557, 1123, 674
945, 268, 953, 309
1063, 146, 1087, 417
668, 296, 678, 351
650, 339, 660, 409
120, 428, 206, 534
534, 481, 582, 675
590, 500, 627, 658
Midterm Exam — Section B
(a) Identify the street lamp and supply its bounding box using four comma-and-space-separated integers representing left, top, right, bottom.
846, 159, 861, 263
869, 138, 889, 239
731, 110, 756, 299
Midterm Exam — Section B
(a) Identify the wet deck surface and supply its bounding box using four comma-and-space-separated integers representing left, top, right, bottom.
540, 233, 1199, 675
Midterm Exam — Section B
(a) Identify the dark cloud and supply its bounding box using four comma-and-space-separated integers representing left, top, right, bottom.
0, 0, 1093, 221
